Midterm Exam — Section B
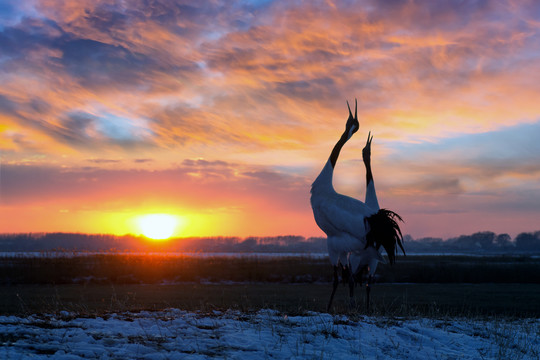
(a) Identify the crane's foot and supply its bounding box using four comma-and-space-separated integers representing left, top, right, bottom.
365, 275, 372, 313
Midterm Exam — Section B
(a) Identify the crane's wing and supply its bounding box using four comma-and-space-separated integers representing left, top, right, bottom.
311, 192, 376, 239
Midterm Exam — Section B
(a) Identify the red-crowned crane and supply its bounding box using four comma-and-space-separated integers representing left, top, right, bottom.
310, 99, 405, 312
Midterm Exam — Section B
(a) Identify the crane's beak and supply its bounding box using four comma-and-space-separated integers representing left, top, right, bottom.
346, 98, 358, 121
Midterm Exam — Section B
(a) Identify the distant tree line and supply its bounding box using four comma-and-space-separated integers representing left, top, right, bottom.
0, 231, 540, 254
404, 231, 540, 253
0, 233, 327, 253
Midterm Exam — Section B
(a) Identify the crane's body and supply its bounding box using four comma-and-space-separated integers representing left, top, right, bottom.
310, 99, 404, 311
311, 160, 384, 275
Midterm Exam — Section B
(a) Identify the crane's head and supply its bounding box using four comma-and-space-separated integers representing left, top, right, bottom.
345, 98, 359, 139
365, 209, 405, 264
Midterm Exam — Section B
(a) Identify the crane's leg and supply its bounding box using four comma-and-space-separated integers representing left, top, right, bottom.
366, 275, 373, 313
327, 266, 339, 312
348, 270, 356, 309
341, 264, 350, 284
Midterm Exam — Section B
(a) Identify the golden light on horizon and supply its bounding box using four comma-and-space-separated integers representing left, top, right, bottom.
136, 214, 182, 240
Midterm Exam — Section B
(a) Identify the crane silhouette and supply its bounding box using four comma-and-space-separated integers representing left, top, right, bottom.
310, 99, 405, 311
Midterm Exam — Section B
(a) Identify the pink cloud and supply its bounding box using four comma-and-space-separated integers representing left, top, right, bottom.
1, 0, 540, 238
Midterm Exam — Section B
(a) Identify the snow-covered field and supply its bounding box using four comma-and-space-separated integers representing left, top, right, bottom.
1, 310, 538, 359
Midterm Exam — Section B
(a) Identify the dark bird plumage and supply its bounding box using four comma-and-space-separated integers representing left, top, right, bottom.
365, 208, 405, 265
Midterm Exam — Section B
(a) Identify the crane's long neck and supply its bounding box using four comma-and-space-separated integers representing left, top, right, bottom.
364, 158, 373, 186
312, 131, 351, 193
329, 131, 351, 169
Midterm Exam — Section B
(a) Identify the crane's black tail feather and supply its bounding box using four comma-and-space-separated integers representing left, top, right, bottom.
364, 209, 405, 264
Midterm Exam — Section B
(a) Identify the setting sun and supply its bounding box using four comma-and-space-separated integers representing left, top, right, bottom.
136, 214, 180, 240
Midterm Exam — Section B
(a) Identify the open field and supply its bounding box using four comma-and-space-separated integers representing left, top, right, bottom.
1, 254, 539, 318
2, 254, 540, 284
2, 254, 539, 359
3, 283, 540, 318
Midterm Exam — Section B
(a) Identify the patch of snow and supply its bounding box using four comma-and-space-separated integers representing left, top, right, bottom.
0, 310, 538, 359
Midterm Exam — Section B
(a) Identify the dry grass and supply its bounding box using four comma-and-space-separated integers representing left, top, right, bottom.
1, 254, 539, 285
2, 283, 540, 318
1, 254, 539, 318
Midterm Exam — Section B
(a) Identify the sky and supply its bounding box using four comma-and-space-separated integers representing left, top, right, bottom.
1, 0, 540, 240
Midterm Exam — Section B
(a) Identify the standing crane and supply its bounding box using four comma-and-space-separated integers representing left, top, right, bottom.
310, 99, 405, 311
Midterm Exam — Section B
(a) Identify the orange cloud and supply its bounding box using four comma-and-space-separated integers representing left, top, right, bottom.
2, 0, 540, 239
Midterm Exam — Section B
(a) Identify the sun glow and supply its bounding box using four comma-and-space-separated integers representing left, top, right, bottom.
136, 214, 180, 240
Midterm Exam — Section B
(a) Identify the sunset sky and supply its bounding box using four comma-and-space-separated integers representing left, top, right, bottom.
1, 0, 540, 239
